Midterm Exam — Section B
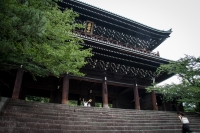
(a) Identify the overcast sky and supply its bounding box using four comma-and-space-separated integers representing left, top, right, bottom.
80, 0, 200, 84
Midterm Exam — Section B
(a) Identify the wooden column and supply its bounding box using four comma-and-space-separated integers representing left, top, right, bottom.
134, 80, 140, 110
62, 74, 69, 104
12, 68, 24, 99
152, 90, 158, 110
152, 78, 158, 110
102, 76, 109, 108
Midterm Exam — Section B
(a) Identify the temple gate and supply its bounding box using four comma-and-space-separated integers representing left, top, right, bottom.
0, 0, 183, 111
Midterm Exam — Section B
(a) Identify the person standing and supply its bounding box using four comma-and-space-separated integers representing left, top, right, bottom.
82, 98, 88, 107
87, 99, 92, 107
177, 111, 192, 133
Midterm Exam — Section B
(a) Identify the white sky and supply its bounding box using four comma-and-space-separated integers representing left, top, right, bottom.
80, 0, 200, 84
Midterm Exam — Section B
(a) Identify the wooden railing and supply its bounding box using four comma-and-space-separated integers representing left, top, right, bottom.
73, 30, 160, 57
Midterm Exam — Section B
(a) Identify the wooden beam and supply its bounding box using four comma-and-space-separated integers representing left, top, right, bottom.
69, 75, 150, 89
69, 75, 102, 83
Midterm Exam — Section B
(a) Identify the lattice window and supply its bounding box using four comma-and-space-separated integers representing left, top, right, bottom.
75, 19, 159, 50
85, 58, 156, 79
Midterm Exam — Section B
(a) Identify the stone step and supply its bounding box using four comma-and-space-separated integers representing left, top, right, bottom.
0, 116, 188, 126
2, 112, 180, 123
2, 99, 200, 133
0, 127, 183, 133
3, 106, 199, 123
4, 105, 179, 117
6, 100, 175, 114
3, 108, 179, 120
4, 104, 167, 114
1, 117, 199, 128
5, 100, 162, 112
0, 121, 183, 130
5, 104, 199, 122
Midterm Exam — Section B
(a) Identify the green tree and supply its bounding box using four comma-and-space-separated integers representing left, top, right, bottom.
146, 55, 200, 112
0, 0, 92, 78
68, 100, 78, 106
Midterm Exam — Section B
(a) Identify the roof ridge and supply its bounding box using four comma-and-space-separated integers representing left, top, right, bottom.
71, 0, 172, 33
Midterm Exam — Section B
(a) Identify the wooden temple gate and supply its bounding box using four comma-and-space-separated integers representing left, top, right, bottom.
9, 69, 160, 110
0, 0, 184, 111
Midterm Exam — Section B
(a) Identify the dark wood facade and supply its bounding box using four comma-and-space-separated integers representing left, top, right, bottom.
0, 0, 183, 111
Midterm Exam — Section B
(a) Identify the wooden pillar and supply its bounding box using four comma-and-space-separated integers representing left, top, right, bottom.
152, 77, 158, 110
62, 74, 69, 104
152, 90, 158, 110
134, 80, 140, 110
102, 76, 109, 108
12, 68, 24, 99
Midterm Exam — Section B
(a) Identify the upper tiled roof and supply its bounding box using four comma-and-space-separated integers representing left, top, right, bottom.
64, 0, 172, 34
60, 0, 172, 50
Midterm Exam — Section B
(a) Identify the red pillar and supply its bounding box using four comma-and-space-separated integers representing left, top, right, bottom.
152, 78, 158, 110
102, 77, 109, 108
12, 68, 24, 99
152, 90, 158, 110
134, 81, 140, 110
62, 74, 69, 104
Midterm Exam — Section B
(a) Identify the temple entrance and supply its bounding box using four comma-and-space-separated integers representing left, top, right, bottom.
0, 70, 179, 111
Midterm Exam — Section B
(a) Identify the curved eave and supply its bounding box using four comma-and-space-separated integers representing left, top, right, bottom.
64, 0, 172, 35
81, 36, 170, 61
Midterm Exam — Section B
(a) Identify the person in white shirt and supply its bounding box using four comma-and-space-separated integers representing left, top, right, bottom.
83, 101, 88, 106
82, 98, 92, 107
87, 103, 91, 107
177, 111, 192, 133
82, 98, 88, 107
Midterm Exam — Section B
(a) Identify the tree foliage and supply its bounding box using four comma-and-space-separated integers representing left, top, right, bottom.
146, 55, 200, 111
0, 0, 92, 78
